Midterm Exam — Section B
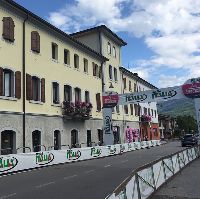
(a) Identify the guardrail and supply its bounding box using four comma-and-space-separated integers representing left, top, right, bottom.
106, 145, 200, 199
0, 140, 160, 176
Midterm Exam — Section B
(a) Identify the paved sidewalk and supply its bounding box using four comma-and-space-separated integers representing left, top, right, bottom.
154, 158, 200, 199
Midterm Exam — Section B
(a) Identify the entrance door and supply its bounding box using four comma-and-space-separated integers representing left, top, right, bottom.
1, 131, 14, 155
98, 129, 103, 146
54, 130, 61, 150
71, 129, 78, 148
87, 130, 92, 147
113, 126, 120, 144
32, 131, 41, 152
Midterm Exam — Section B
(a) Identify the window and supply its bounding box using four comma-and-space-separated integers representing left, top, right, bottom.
151, 109, 154, 117
74, 54, 79, 69
134, 83, 137, 92
75, 87, 81, 102
96, 93, 101, 112
113, 46, 116, 57
64, 49, 70, 65
107, 42, 111, 54
134, 104, 138, 116
144, 107, 147, 115
129, 81, 132, 91
3, 69, 14, 97
64, 85, 72, 102
31, 31, 40, 53
84, 58, 88, 73
32, 76, 40, 101
52, 82, 59, 104
123, 78, 126, 89
2, 17, 15, 42
93, 62, 98, 77
148, 108, 150, 115
85, 91, 90, 103
52, 43, 58, 60
114, 68, 117, 81
112, 107, 115, 113
154, 110, 157, 118
109, 65, 112, 80
130, 104, 134, 115
124, 105, 128, 115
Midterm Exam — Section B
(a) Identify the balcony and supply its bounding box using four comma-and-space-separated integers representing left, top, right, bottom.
62, 101, 92, 120
140, 114, 152, 123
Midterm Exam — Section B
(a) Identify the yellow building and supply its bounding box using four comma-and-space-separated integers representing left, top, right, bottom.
0, 0, 153, 154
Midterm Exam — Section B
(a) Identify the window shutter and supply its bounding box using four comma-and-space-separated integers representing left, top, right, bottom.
93, 63, 95, 76
2, 17, 10, 40
96, 93, 101, 111
0, 67, 3, 96
9, 18, 15, 42
31, 31, 40, 53
41, 78, 45, 103
99, 66, 102, 79
15, 71, 21, 99
26, 74, 32, 100
36, 32, 40, 53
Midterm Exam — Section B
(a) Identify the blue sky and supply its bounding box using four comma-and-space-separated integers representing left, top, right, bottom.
14, 0, 200, 88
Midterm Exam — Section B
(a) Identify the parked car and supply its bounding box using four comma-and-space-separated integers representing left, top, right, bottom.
181, 134, 198, 147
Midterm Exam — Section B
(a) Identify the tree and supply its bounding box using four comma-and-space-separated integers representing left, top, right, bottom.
176, 115, 197, 137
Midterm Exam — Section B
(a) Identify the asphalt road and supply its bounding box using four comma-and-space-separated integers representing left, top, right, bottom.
0, 141, 184, 199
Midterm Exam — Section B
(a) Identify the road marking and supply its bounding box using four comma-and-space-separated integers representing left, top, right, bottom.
85, 169, 95, 174
121, 160, 128, 163
104, 164, 111, 168
35, 181, 55, 188
63, 174, 77, 180
0, 193, 17, 199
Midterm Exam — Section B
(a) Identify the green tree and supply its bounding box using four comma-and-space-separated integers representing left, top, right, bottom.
176, 115, 197, 137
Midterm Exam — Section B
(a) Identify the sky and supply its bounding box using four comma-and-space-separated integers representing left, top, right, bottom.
14, 0, 200, 88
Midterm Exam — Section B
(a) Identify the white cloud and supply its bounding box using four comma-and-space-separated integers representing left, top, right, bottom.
48, 0, 200, 87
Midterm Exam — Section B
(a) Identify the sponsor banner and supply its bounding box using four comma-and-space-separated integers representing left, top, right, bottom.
125, 176, 139, 199
153, 161, 165, 189
141, 141, 147, 149
102, 95, 119, 108
182, 150, 189, 165
182, 82, 200, 98
138, 167, 155, 199
117, 86, 186, 105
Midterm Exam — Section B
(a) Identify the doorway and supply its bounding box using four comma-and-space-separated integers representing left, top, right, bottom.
98, 129, 103, 146
71, 129, 78, 148
32, 130, 41, 152
1, 130, 15, 155
54, 130, 61, 150
87, 130, 92, 147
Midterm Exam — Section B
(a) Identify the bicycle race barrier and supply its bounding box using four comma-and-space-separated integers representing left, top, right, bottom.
106, 145, 200, 199
0, 140, 160, 175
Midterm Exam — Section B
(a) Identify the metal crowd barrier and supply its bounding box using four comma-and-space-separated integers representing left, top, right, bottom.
106, 145, 200, 199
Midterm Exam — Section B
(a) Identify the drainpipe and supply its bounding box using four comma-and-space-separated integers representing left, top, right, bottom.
22, 14, 29, 153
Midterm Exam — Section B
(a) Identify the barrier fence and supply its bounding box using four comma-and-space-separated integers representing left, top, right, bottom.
106, 145, 200, 199
0, 140, 160, 175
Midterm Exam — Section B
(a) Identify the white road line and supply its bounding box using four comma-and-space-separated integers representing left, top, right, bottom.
35, 181, 55, 188
104, 164, 111, 168
85, 169, 95, 174
0, 193, 17, 199
121, 160, 128, 163
63, 174, 77, 180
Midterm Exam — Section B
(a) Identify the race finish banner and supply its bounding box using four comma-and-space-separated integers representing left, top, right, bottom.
102, 77, 200, 145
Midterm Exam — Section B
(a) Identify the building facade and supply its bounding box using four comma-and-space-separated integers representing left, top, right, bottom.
0, 0, 160, 155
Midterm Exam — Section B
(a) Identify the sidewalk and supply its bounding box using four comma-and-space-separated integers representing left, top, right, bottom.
154, 158, 200, 199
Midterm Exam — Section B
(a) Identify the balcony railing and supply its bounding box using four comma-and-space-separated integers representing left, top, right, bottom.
140, 114, 152, 123
62, 101, 92, 120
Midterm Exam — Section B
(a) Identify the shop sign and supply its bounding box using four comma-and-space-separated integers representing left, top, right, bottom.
91, 147, 102, 157
182, 82, 200, 98
0, 156, 18, 172
36, 152, 54, 165
102, 95, 119, 108
152, 89, 177, 100
66, 150, 81, 160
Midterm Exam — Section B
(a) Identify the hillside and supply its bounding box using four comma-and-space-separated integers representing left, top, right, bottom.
157, 98, 196, 118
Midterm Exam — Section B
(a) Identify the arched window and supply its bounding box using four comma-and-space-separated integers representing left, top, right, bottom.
74, 54, 79, 69
64, 85, 72, 102
1, 130, 16, 155
54, 130, 61, 150
32, 130, 41, 152
71, 129, 78, 148
75, 87, 81, 102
